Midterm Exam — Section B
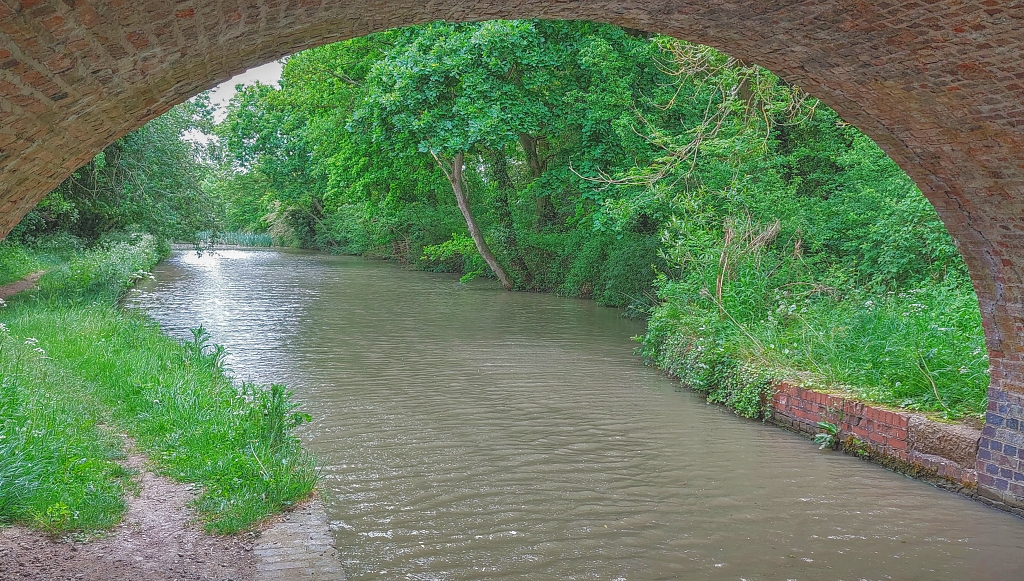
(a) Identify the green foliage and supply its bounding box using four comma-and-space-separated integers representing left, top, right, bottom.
11, 100, 215, 243
814, 421, 840, 450
212, 21, 666, 293
423, 233, 486, 282
355, 21, 577, 157
641, 330, 773, 419
596, 233, 664, 311
201, 168, 273, 235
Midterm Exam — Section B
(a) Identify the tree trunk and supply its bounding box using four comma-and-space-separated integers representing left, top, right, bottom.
517, 133, 556, 229
437, 151, 513, 290
489, 148, 533, 289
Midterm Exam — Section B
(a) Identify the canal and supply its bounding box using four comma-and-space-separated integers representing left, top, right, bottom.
127, 249, 1024, 580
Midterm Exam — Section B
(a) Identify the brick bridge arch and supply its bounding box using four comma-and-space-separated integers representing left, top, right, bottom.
1, 1, 1023, 509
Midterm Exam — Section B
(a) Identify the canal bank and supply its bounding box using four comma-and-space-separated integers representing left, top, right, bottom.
770, 383, 980, 489
0, 237, 317, 536
0, 239, 333, 579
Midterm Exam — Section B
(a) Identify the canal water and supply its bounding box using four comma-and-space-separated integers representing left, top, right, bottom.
127, 249, 1024, 580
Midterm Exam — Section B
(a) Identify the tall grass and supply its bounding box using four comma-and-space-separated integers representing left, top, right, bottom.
642, 218, 989, 420
760, 283, 987, 414
0, 332, 130, 532
0, 236, 77, 286
0, 235, 317, 533
35, 232, 165, 304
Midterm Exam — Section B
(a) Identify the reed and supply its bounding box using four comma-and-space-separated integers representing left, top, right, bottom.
194, 231, 274, 247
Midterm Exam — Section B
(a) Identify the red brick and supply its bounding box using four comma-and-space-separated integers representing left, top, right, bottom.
125, 32, 149, 49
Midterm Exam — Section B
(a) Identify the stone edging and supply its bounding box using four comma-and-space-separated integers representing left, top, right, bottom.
254, 497, 345, 580
768, 382, 987, 499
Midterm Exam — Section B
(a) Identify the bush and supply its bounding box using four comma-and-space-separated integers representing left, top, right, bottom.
34, 232, 163, 304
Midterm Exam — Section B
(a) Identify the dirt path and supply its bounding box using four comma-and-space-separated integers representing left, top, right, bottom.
0, 444, 344, 580
0, 451, 257, 581
0, 270, 44, 300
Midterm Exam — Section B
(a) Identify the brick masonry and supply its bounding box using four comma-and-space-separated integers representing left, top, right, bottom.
979, 387, 1024, 513
771, 382, 988, 502
1, 0, 1023, 507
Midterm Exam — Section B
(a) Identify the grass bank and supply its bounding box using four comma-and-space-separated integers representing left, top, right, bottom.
0, 236, 77, 286
639, 218, 988, 422
0, 234, 317, 534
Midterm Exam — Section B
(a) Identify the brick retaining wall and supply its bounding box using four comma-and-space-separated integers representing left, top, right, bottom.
770, 382, 979, 491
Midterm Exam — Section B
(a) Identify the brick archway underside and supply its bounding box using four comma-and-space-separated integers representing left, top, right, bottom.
1, 0, 1023, 508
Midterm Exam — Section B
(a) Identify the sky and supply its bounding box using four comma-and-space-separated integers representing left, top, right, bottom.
182, 60, 284, 143
207, 60, 285, 122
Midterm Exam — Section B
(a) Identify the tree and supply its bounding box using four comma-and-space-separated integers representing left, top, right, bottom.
355, 21, 615, 288
13, 99, 213, 241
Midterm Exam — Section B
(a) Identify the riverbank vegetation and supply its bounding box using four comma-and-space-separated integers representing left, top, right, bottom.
194, 230, 274, 247
0, 235, 317, 533
1, 22, 989, 532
